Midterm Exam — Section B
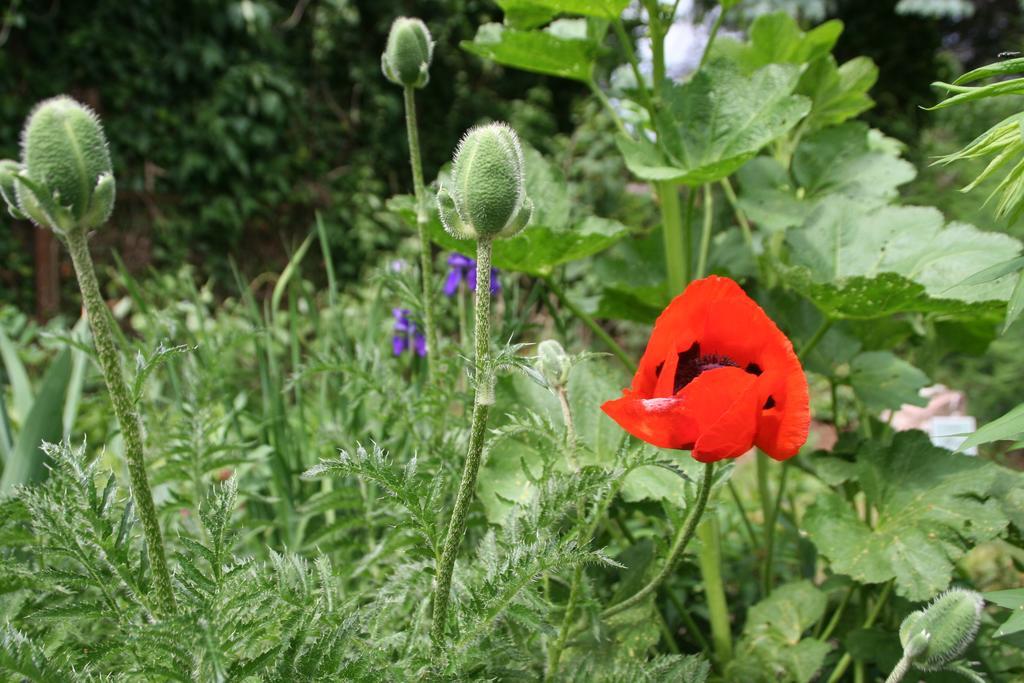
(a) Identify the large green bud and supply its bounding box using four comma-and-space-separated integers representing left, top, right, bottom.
382, 17, 433, 89
15, 95, 115, 233
437, 122, 532, 240
536, 340, 572, 390
898, 587, 984, 672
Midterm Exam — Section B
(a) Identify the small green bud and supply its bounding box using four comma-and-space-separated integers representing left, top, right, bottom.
437, 122, 533, 240
898, 587, 983, 671
16, 95, 115, 233
0, 160, 26, 220
382, 17, 433, 89
536, 340, 572, 389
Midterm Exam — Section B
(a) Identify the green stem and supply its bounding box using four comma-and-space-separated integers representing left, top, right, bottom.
699, 4, 727, 68
659, 182, 688, 296
695, 184, 714, 279
666, 588, 713, 655
800, 318, 832, 360
761, 460, 789, 597
431, 237, 495, 652
542, 275, 637, 373
587, 79, 629, 136
64, 227, 176, 615
726, 479, 759, 551
556, 387, 578, 470
403, 86, 440, 382
825, 581, 894, 683
817, 584, 854, 641
603, 462, 715, 619
720, 178, 754, 250
546, 563, 583, 678
697, 515, 733, 664
612, 18, 652, 112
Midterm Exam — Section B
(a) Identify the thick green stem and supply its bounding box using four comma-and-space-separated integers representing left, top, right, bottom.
64, 227, 176, 615
403, 86, 440, 381
431, 237, 494, 651
825, 581, 893, 683
697, 515, 733, 664
659, 182, 688, 296
695, 184, 714, 280
603, 462, 715, 619
542, 275, 637, 373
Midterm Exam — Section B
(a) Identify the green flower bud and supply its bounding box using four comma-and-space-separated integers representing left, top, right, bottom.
898, 587, 983, 671
15, 95, 115, 233
536, 340, 572, 389
0, 160, 26, 220
382, 17, 433, 89
437, 122, 533, 240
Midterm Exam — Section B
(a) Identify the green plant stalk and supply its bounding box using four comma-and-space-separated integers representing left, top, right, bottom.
431, 237, 495, 651
541, 275, 637, 373
699, 3, 728, 68
697, 514, 733, 664
659, 182, 688, 296
64, 226, 176, 615
800, 318, 832, 359
720, 178, 754, 250
885, 655, 913, 683
612, 18, 652, 112
695, 184, 714, 279
603, 461, 715, 619
761, 460, 789, 596
403, 85, 440, 382
825, 581, 894, 683
587, 79, 629, 136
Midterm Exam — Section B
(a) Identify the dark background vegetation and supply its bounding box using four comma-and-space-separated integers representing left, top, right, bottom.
1, 0, 1022, 316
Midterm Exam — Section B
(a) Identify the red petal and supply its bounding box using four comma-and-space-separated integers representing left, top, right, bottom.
601, 392, 700, 450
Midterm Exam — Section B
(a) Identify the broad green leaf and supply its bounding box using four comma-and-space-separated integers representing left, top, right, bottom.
959, 402, 1024, 451
1005, 271, 1024, 332
803, 431, 1008, 600
0, 350, 72, 494
617, 62, 810, 185
781, 198, 1022, 319
462, 22, 599, 82
568, 359, 627, 466
477, 435, 545, 525
797, 55, 877, 133
497, 0, 630, 20
593, 231, 668, 324
848, 351, 929, 413
727, 580, 831, 683
712, 12, 843, 73
737, 123, 914, 233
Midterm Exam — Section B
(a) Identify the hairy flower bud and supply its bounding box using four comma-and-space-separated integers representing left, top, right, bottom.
382, 17, 433, 89
0, 160, 25, 220
15, 96, 115, 233
898, 588, 984, 671
437, 122, 532, 240
536, 340, 572, 389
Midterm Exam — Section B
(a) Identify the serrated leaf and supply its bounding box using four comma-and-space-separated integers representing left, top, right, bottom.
803, 431, 1009, 600
498, 0, 630, 20
797, 55, 877, 133
711, 12, 842, 73
617, 62, 810, 185
848, 351, 929, 413
737, 123, 915, 233
781, 198, 1023, 319
462, 22, 599, 82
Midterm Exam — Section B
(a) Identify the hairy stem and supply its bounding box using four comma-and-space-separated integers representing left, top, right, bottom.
431, 237, 494, 652
698, 515, 733, 664
603, 461, 715, 619
403, 85, 439, 381
885, 656, 912, 683
64, 226, 176, 615
542, 275, 637, 373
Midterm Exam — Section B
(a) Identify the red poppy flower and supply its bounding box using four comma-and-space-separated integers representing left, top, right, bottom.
602, 276, 809, 462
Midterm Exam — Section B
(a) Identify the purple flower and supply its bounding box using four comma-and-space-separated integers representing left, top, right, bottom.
443, 252, 500, 297
392, 308, 427, 357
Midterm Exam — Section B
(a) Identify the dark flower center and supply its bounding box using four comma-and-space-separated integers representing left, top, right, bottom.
655, 342, 774, 408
